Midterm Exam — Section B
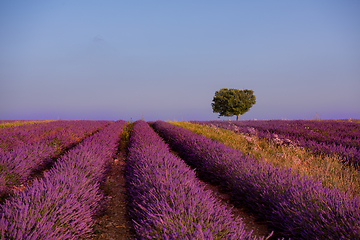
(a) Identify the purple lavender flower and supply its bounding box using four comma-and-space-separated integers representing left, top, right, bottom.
193, 120, 360, 167
126, 120, 264, 239
153, 120, 360, 239
0, 120, 126, 239
0, 120, 111, 200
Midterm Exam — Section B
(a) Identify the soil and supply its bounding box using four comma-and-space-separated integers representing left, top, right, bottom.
92, 153, 135, 240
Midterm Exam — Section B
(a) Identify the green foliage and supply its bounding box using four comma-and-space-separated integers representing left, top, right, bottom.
0, 120, 52, 129
47, 137, 63, 155
119, 121, 134, 155
121, 122, 134, 144
211, 88, 256, 120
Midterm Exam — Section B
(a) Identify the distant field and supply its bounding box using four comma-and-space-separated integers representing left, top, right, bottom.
0, 120, 53, 128
0, 119, 359, 239
174, 119, 360, 195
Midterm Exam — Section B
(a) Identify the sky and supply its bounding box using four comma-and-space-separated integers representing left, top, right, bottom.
1, 1, 359, 121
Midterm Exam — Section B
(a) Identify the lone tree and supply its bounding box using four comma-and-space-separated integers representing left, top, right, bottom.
211, 88, 256, 120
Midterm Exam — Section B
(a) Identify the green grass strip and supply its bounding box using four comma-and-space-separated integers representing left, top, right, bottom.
0, 120, 53, 129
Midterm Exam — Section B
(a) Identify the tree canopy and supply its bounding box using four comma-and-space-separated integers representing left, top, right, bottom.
211, 88, 256, 120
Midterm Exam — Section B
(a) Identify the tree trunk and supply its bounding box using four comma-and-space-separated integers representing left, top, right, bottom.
236, 115, 239, 121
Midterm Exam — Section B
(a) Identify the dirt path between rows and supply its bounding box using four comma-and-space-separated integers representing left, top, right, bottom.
92, 152, 135, 240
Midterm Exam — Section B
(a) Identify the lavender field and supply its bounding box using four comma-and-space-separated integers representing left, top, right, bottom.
0, 119, 359, 239
192, 120, 360, 168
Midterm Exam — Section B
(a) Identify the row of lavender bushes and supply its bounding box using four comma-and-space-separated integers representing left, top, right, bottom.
152, 121, 360, 239
126, 120, 267, 239
193, 120, 360, 167
0, 120, 110, 200
0, 120, 126, 239
0, 120, 111, 153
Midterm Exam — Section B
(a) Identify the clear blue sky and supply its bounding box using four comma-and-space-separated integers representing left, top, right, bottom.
1, 1, 359, 121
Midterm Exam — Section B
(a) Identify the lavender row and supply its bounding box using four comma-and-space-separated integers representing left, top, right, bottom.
0, 120, 126, 239
0, 120, 111, 153
152, 121, 360, 239
194, 120, 360, 166
126, 120, 264, 239
0, 120, 110, 199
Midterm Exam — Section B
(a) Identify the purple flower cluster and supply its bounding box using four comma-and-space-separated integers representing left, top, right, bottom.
194, 120, 360, 167
126, 120, 263, 239
0, 120, 126, 239
152, 121, 360, 239
0, 120, 110, 199
0, 120, 110, 153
